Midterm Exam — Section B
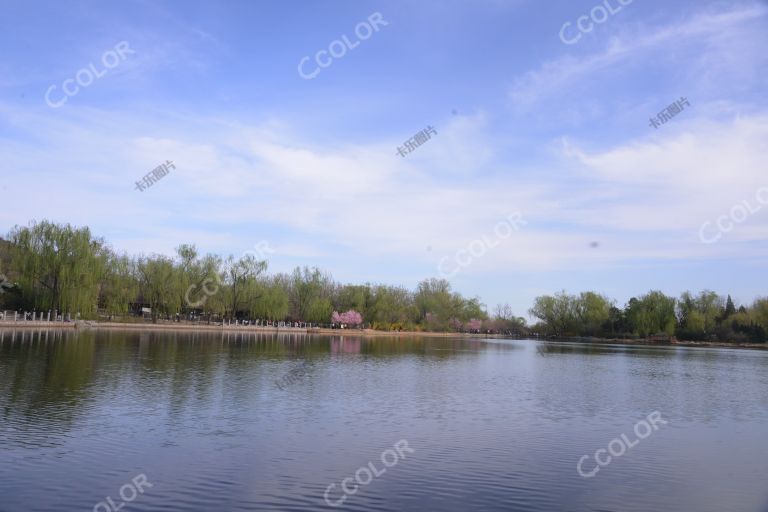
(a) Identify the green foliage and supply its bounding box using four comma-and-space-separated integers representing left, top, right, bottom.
414, 278, 487, 331
677, 290, 723, 338
1, 219, 766, 342
136, 255, 178, 321
289, 267, 334, 322
8, 220, 107, 316
368, 285, 418, 326
626, 291, 677, 336
575, 292, 612, 336
223, 253, 268, 317
718, 307, 767, 343
529, 291, 612, 336
99, 252, 138, 315
249, 276, 289, 320
335, 284, 372, 315
492, 303, 528, 333
529, 291, 577, 335
751, 298, 768, 330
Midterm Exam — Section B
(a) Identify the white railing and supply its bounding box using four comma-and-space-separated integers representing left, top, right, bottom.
0, 310, 72, 322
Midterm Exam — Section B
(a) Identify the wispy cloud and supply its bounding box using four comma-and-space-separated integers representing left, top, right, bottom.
509, 3, 768, 110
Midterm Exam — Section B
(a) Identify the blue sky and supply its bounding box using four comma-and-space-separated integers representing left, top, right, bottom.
1, 0, 767, 316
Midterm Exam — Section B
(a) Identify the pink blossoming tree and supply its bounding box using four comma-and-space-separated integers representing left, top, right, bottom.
331, 310, 363, 326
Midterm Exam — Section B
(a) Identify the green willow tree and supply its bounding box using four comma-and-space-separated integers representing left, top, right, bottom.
222, 253, 268, 318
8, 221, 106, 315
249, 276, 290, 321
175, 244, 201, 313
334, 284, 372, 317
626, 291, 677, 336
99, 252, 139, 315
575, 292, 612, 336
677, 290, 724, 339
136, 255, 179, 321
368, 285, 418, 329
529, 291, 578, 335
289, 267, 333, 323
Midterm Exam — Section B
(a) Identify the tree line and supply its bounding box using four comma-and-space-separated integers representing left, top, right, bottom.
0, 221, 488, 331
529, 290, 768, 343
0, 220, 765, 342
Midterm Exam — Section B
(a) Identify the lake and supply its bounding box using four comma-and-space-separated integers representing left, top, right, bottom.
1, 329, 767, 511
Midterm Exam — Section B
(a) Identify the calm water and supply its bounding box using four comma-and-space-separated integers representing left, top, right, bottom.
1, 330, 767, 512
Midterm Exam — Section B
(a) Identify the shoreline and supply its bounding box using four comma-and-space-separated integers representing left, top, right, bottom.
0, 320, 490, 338
0, 321, 765, 349
539, 335, 767, 350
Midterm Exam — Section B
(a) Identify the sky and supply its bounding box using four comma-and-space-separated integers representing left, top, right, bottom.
1, 0, 767, 317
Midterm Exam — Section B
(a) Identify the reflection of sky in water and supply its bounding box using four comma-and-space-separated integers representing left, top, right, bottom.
0, 330, 767, 512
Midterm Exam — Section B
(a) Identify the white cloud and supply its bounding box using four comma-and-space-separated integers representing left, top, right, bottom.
2, 72, 767, 280
509, 3, 768, 110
